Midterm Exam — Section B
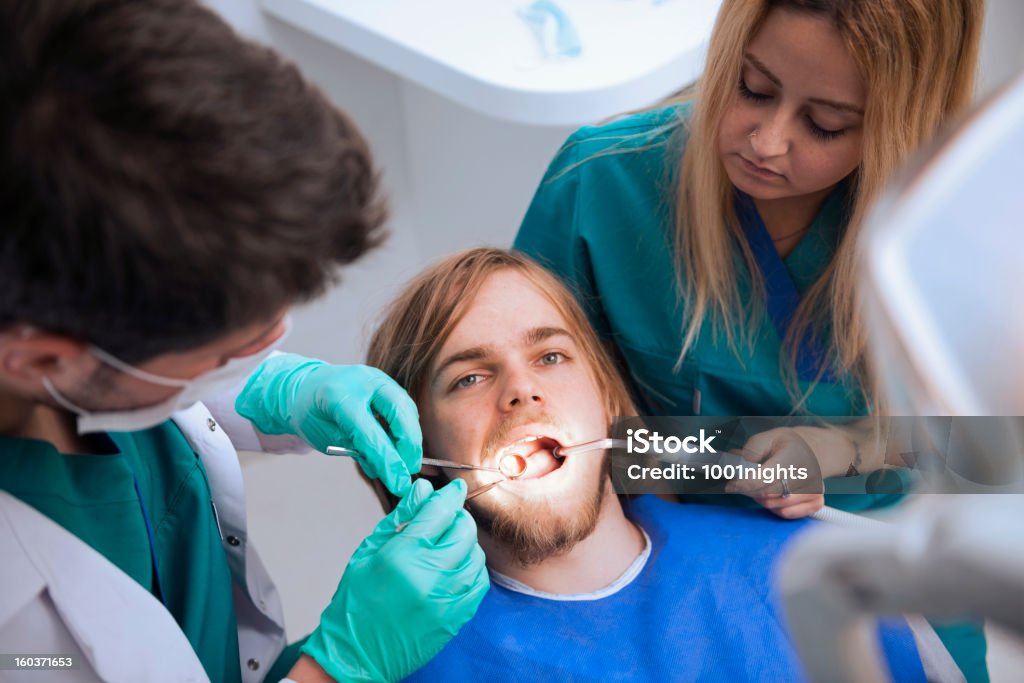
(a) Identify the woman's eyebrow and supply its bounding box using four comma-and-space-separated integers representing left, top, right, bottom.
744, 53, 864, 116
808, 96, 864, 115
745, 53, 782, 87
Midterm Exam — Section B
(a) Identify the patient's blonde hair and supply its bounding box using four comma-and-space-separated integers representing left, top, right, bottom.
365, 248, 636, 510
672, 0, 981, 409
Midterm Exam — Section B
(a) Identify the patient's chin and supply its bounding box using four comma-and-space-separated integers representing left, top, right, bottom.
474, 471, 608, 567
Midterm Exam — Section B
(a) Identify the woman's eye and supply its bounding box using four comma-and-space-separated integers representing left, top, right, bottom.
739, 79, 771, 103
806, 117, 846, 142
738, 75, 847, 142
539, 352, 565, 366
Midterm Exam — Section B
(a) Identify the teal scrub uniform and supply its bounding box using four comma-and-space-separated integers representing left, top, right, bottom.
515, 103, 899, 507
0, 423, 296, 682
514, 103, 988, 681
516, 104, 859, 414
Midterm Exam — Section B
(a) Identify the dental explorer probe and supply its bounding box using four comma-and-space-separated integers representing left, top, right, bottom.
465, 480, 504, 500
490, 438, 625, 475
328, 445, 507, 503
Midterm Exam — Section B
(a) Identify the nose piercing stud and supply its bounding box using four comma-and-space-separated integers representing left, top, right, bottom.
749, 130, 758, 139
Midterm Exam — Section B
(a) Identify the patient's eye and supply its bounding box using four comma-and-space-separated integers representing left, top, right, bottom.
539, 352, 565, 366
454, 374, 482, 390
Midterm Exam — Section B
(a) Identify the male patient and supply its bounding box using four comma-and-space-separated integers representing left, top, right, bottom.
364, 248, 949, 682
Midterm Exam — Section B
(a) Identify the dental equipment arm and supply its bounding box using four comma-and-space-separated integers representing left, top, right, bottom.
781, 495, 1024, 683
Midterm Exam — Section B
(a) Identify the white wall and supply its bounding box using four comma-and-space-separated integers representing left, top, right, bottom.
202, 0, 1024, 674
978, 0, 1024, 97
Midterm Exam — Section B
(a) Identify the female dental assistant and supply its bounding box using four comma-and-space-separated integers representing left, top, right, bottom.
0, 1, 486, 681
515, 0, 986, 677
516, 0, 981, 514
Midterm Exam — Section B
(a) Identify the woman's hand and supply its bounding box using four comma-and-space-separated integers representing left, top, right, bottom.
725, 427, 825, 519
738, 490, 824, 519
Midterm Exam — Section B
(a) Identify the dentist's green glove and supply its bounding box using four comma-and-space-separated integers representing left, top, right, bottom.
302, 478, 489, 682
236, 353, 422, 496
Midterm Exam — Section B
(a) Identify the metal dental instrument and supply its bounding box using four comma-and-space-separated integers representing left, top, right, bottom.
328, 445, 506, 503
422, 458, 504, 475
552, 438, 627, 457
474, 439, 629, 499
465, 480, 503, 500
325, 446, 363, 457
326, 446, 505, 475
498, 453, 528, 478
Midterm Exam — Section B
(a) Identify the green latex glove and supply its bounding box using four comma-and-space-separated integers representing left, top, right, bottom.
236, 353, 421, 495
301, 478, 489, 682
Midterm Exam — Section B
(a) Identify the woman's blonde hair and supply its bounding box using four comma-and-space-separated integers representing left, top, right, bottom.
676, 0, 981, 410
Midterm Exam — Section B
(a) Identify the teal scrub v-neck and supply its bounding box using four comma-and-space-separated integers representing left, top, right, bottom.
0, 423, 242, 683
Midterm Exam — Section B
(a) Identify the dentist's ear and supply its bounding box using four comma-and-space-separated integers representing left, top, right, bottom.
0, 328, 91, 395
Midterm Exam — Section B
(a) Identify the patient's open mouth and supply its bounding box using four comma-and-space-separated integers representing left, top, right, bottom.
497, 435, 563, 480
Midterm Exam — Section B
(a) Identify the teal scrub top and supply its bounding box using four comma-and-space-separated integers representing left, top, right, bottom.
0, 424, 243, 683
514, 104, 908, 506
516, 103, 861, 417
514, 103, 988, 681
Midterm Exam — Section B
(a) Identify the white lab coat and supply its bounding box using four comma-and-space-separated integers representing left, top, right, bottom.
0, 398, 308, 683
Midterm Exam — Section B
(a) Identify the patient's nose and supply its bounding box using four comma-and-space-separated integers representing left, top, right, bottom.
502, 368, 543, 410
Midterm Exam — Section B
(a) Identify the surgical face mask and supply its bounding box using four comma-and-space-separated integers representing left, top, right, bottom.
43, 316, 291, 434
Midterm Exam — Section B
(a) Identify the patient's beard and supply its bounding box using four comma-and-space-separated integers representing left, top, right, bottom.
471, 455, 610, 568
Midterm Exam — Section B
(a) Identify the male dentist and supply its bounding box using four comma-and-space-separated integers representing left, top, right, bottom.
0, 1, 486, 681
